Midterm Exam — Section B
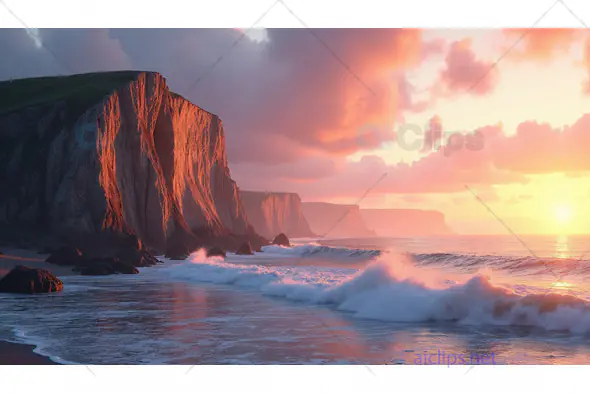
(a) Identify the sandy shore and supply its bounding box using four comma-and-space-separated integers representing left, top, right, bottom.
0, 247, 77, 279
0, 341, 58, 365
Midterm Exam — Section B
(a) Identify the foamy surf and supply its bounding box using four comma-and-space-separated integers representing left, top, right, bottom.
161, 249, 590, 334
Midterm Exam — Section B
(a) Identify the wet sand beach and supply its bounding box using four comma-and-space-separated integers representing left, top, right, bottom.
0, 341, 58, 365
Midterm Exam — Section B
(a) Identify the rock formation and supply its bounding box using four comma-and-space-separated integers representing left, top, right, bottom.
271, 233, 290, 247
361, 209, 454, 237
206, 247, 226, 258
235, 242, 253, 255
0, 266, 63, 294
301, 202, 376, 239
0, 71, 267, 253
240, 191, 315, 239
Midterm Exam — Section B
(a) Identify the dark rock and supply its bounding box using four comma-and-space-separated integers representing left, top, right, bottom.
164, 242, 190, 260
271, 233, 290, 247
78, 256, 140, 275
37, 245, 57, 254
80, 262, 116, 276
235, 242, 253, 255
119, 247, 158, 267
165, 225, 199, 260
111, 261, 139, 274
45, 246, 83, 266
0, 265, 63, 294
206, 246, 226, 258
102, 235, 160, 267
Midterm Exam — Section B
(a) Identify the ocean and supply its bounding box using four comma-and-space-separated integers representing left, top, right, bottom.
3, 235, 590, 365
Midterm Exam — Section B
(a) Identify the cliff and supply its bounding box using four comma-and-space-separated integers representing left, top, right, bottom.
240, 191, 315, 239
360, 209, 454, 237
0, 71, 264, 252
301, 202, 376, 239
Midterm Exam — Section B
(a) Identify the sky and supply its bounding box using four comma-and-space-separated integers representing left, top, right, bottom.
2, 28, 590, 235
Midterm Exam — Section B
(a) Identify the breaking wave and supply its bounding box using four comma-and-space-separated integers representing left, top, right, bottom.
161, 249, 590, 334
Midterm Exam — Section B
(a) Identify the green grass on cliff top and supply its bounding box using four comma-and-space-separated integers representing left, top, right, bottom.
0, 71, 142, 115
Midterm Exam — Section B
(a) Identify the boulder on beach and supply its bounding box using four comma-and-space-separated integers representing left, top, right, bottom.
235, 242, 253, 255
44, 235, 159, 272
206, 247, 226, 258
45, 246, 83, 266
271, 233, 290, 247
0, 266, 63, 294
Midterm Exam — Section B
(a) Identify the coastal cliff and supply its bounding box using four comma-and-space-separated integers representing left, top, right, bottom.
0, 71, 263, 252
361, 209, 454, 237
301, 202, 376, 239
240, 191, 315, 239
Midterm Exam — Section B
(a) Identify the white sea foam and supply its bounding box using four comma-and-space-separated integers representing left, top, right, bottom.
161, 248, 590, 333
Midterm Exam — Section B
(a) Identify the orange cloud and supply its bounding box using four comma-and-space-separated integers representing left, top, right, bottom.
504, 28, 582, 60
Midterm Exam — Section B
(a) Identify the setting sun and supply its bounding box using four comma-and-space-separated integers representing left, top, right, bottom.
555, 205, 573, 225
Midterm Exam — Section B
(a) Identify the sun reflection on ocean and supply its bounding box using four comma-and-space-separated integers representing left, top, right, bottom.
550, 281, 573, 288
553, 234, 571, 259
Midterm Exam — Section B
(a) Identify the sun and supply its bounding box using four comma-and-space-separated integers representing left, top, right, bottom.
554, 205, 573, 224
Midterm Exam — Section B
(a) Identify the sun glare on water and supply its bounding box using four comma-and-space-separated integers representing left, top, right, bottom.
551, 281, 573, 288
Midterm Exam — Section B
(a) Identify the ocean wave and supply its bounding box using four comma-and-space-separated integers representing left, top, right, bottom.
256, 243, 588, 276
412, 252, 590, 276
259, 244, 381, 260
161, 249, 590, 334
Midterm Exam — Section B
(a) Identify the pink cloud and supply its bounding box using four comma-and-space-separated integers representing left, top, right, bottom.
487, 115, 590, 173
584, 36, 590, 94
234, 113, 590, 201
437, 39, 498, 96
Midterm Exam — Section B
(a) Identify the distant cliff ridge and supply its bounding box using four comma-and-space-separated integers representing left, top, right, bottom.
361, 209, 454, 237
0, 71, 262, 251
240, 191, 315, 239
301, 202, 376, 239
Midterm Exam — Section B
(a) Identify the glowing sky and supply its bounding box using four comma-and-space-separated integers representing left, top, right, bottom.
345, 29, 590, 235
2, 28, 590, 235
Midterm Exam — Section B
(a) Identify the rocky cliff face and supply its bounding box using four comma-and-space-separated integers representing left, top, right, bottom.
301, 202, 376, 239
240, 191, 315, 239
361, 209, 454, 237
0, 71, 259, 252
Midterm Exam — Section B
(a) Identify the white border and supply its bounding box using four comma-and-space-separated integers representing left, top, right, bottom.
0, 0, 589, 28
0, 365, 587, 392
